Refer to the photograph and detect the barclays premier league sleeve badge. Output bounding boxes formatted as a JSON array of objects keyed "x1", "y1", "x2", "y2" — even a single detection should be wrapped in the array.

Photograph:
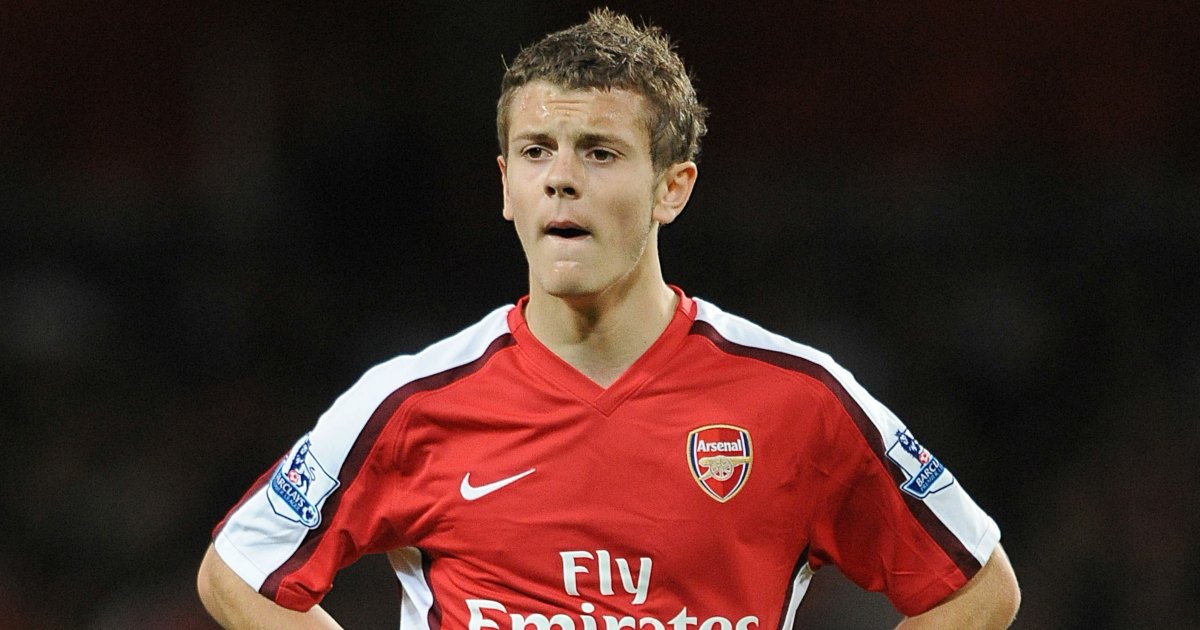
[
  {"x1": 885, "y1": 429, "x2": 954, "y2": 499},
  {"x1": 267, "y1": 435, "x2": 340, "y2": 528}
]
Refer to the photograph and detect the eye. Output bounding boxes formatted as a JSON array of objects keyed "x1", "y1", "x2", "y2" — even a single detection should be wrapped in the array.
[
  {"x1": 589, "y1": 148, "x2": 617, "y2": 162},
  {"x1": 522, "y1": 146, "x2": 549, "y2": 160}
]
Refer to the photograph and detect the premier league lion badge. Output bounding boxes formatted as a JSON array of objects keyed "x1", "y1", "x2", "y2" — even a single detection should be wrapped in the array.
[
  {"x1": 268, "y1": 435, "x2": 340, "y2": 528},
  {"x1": 886, "y1": 429, "x2": 954, "y2": 499},
  {"x1": 688, "y1": 424, "x2": 753, "y2": 503}
]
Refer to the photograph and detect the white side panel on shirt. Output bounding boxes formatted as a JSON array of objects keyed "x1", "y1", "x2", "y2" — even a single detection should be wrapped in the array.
[{"x1": 392, "y1": 546, "x2": 434, "y2": 629}]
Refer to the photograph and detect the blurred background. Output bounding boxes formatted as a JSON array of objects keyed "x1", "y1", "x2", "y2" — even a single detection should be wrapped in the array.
[{"x1": 2, "y1": 1, "x2": 1197, "y2": 628}]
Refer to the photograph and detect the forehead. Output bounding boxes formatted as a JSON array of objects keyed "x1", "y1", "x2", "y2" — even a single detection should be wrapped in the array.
[{"x1": 507, "y1": 81, "x2": 650, "y2": 145}]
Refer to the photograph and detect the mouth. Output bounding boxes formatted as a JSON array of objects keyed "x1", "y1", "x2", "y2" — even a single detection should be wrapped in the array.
[{"x1": 545, "y1": 221, "x2": 591, "y2": 240}]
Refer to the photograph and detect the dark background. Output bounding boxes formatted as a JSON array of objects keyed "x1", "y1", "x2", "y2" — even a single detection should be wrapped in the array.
[{"x1": 2, "y1": 2, "x2": 1197, "y2": 628}]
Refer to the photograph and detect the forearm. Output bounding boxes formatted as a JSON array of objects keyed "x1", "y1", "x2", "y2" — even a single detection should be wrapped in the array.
[
  {"x1": 895, "y1": 545, "x2": 1020, "y2": 630},
  {"x1": 197, "y1": 544, "x2": 343, "y2": 630}
]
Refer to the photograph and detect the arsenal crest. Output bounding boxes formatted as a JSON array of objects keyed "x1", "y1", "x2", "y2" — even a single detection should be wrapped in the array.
[{"x1": 687, "y1": 424, "x2": 753, "y2": 502}]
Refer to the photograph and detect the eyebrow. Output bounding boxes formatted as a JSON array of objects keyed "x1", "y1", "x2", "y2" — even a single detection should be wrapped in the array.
[{"x1": 512, "y1": 131, "x2": 635, "y2": 152}]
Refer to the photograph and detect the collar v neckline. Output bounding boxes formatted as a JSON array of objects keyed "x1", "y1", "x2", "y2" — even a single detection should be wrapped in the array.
[{"x1": 507, "y1": 287, "x2": 696, "y2": 416}]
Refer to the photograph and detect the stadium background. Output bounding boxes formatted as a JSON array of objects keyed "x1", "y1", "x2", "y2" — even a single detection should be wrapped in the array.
[{"x1": 2, "y1": 2, "x2": 1197, "y2": 627}]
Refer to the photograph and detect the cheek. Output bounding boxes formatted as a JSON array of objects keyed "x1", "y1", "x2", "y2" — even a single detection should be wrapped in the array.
[
  {"x1": 509, "y1": 210, "x2": 544, "y2": 254},
  {"x1": 619, "y1": 186, "x2": 659, "y2": 228},
  {"x1": 503, "y1": 182, "x2": 535, "y2": 225},
  {"x1": 509, "y1": 213, "x2": 535, "y2": 245}
]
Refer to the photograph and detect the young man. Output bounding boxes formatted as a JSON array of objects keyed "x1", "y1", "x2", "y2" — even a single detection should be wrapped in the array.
[{"x1": 198, "y1": 9, "x2": 1020, "y2": 629}]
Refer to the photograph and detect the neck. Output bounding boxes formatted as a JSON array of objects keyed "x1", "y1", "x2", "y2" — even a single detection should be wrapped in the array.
[{"x1": 524, "y1": 279, "x2": 679, "y2": 388}]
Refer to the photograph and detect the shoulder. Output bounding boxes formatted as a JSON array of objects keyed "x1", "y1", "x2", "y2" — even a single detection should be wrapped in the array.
[
  {"x1": 690, "y1": 298, "x2": 850, "y2": 388},
  {"x1": 343, "y1": 304, "x2": 516, "y2": 404},
  {"x1": 311, "y1": 305, "x2": 516, "y2": 436},
  {"x1": 689, "y1": 297, "x2": 898, "y2": 433}
]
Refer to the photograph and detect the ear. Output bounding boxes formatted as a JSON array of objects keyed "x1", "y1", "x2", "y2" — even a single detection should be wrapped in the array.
[
  {"x1": 498, "y1": 154, "x2": 514, "y2": 221},
  {"x1": 651, "y1": 161, "x2": 698, "y2": 225}
]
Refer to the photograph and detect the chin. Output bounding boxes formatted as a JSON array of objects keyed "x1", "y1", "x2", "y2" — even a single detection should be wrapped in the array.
[
  {"x1": 543, "y1": 283, "x2": 598, "y2": 299},
  {"x1": 536, "y1": 274, "x2": 603, "y2": 300}
]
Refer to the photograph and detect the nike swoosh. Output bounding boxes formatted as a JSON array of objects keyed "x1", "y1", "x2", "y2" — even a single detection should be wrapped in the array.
[{"x1": 460, "y1": 468, "x2": 536, "y2": 501}]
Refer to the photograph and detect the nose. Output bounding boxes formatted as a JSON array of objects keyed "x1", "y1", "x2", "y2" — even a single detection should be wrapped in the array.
[{"x1": 544, "y1": 153, "x2": 581, "y2": 199}]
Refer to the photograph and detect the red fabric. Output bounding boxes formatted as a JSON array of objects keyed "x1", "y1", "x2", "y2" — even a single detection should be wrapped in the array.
[{"x1": 223, "y1": 288, "x2": 981, "y2": 621}]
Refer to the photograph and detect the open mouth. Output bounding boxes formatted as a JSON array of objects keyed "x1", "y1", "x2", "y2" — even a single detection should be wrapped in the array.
[{"x1": 545, "y1": 223, "x2": 591, "y2": 239}]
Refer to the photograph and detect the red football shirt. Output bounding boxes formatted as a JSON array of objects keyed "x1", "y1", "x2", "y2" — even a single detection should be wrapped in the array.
[{"x1": 213, "y1": 288, "x2": 999, "y2": 628}]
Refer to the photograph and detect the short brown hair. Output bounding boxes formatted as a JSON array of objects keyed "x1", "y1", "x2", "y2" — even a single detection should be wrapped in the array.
[{"x1": 497, "y1": 8, "x2": 708, "y2": 171}]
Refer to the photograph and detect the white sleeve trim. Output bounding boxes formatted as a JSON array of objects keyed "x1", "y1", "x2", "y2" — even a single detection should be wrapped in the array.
[
  {"x1": 694, "y1": 298, "x2": 1000, "y2": 567},
  {"x1": 214, "y1": 525, "x2": 271, "y2": 590},
  {"x1": 213, "y1": 305, "x2": 514, "y2": 596}
]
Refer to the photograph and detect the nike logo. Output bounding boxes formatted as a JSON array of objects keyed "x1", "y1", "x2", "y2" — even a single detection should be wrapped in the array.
[{"x1": 459, "y1": 468, "x2": 536, "y2": 501}]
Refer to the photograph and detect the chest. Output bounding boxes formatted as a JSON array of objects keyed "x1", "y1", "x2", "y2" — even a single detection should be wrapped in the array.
[{"x1": 393, "y1": 365, "x2": 832, "y2": 616}]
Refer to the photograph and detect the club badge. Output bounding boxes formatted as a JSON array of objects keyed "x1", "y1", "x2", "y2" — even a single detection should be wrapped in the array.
[{"x1": 688, "y1": 424, "x2": 753, "y2": 502}]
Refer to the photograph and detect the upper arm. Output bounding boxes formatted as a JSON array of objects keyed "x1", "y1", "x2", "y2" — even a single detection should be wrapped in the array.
[
  {"x1": 897, "y1": 544, "x2": 1021, "y2": 629},
  {"x1": 808, "y1": 391, "x2": 1002, "y2": 614},
  {"x1": 197, "y1": 544, "x2": 343, "y2": 629}
]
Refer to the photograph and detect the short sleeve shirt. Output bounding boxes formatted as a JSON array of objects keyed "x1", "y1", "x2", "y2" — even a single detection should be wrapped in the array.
[{"x1": 212, "y1": 288, "x2": 1000, "y2": 628}]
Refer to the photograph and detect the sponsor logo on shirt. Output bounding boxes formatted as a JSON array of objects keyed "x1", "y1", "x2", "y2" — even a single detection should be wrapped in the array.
[
  {"x1": 267, "y1": 435, "x2": 339, "y2": 528},
  {"x1": 886, "y1": 429, "x2": 954, "y2": 499},
  {"x1": 464, "y1": 549, "x2": 759, "y2": 630},
  {"x1": 687, "y1": 424, "x2": 753, "y2": 502}
]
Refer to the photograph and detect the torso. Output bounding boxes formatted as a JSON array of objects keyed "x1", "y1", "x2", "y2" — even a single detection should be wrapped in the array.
[{"x1": 213, "y1": 290, "x2": 998, "y2": 627}]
